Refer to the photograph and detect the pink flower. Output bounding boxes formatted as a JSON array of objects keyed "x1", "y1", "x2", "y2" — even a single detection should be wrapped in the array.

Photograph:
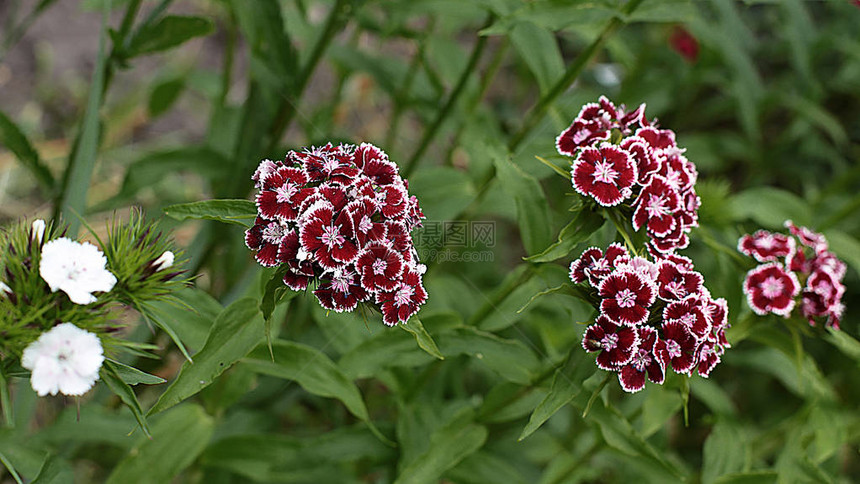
[
  {"x1": 299, "y1": 202, "x2": 359, "y2": 270},
  {"x1": 314, "y1": 268, "x2": 369, "y2": 313},
  {"x1": 356, "y1": 243, "x2": 404, "y2": 292},
  {"x1": 743, "y1": 263, "x2": 800, "y2": 317},
  {"x1": 620, "y1": 136, "x2": 660, "y2": 184},
  {"x1": 785, "y1": 221, "x2": 827, "y2": 253},
  {"x1": 598, "y1": 271, "x2": 656, "y2": 326},
  {"x1": 632, "y1": 175, "x2": 681, "y2": 237},
  {"x1": 657, "y1": 321, "x2": 698, "y2": 375},
  {"x1": 582, "y1": 315, "x2": 640, "y2": 370},
  {"x1": 569, "y1": 243, "x2": 629, "y2": 286},
  {"x1": 655, "y1": 260, "x2": 703, "y2": 301},
  {"x1": 618, "y1": 327, "x2": 666, "y2": 393},
  {"x1": 245, "y1": 217, "x2": 290, "y2": 267},
  {"x1": 663, "y1": 295, "x2": 711, "y2": 340},
  {"x1": 572, "y1": 143, "x2": 638, "y2": 207},
  {"x1": 377, "y1": 271, "x2": 427, "y2": 326},
  {"x1": 737, "y1": 230, "x2": 795, "y2": 262}
]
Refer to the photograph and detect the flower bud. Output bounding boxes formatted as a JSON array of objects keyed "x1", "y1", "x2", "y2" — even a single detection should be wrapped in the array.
[
  {"x1": 31, "y1": 219, "x2": 46, "y2": 245},
  {"x1": 152, "y1": 251, "x2": 175, "y2": 271}
]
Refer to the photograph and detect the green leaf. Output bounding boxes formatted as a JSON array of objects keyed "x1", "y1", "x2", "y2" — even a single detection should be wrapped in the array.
[
  {"x1": 525, "y1": 208, "x2": 605, "y2": 262},
  {"x1": 509, "y1": 21, "x2": 564, "y2": 94},
  {"x1": 339, "y1": 327, "x2": 438, "y2": 379},
  {"x1": 59, "y1": 0, "x2": 109, "y2": 235},
  {"x1": 200, "y1": 426, "x2": 395, "y2": 482},
  {"x1": 519, "y1": 348, "x2": 592, "y2": 441},
  {"x1": 31, "y1": 455, "x2": 73, "y2": 484},
  {"x1": 492, "y1": 149, "x2": 552, "y2": 256},
  {"x1": 0, "y1": 110, "x2": 54, "y2": 191},
  {"x1": 146, "y1": 288, "x2": 223, "y2": 352},
  {"x1": 712, "y1": 471, "x2": 778, "y2": 484},
  {"x1": 824, "y1": 327, "x2": 860, "y2": 366},
  {"x1": 100, "y1": 361, "x2": 151, "y2": 437},
  {"x1": 437, "y1": 327, "x2": 541, "y2": 385},
  {"x1": 730, "y1": 188, "x2": 811, "y2": 229},
  {"x1": 110, "y1": 147, "x2": 231, "y2": 203},
  {"x1": 244, "y1": 340, "x2": 392, "y2": 445},
  {"x1": 409, "y1": 167, "x2": 477, "y2": 222},
  {"x1": 106, "y1": 405, "x2": 214, "y2": 484},
  {"x1": 400, "y1": 317, "x2": 445, "y2": 360},
  {"x1": 127, "y1": 16, "x2": 214, "y2": 57},
  {"x1": 586, "y1": 398, "x2": 686, "y2": 480},
  {"x1": 148, "y1": 77, "x2": 186, "y2": 117},
  {"x1": 104, "y1": 359, "x2": 165, "y2": 386},
  {"x1": 148, "y1": 298, "x2": 264, "y2": 415},
  {"x1": 259, "y1": 266, "x2": 299, "y2": 358},
  {"x1": 702, "y1": 420, "x2": 749, "y2": 484},
  {"x1": 394, "y1": 412, "x2": 488, "y2": 484},
  {"x1": 446, "y1": 451, "x2": 530, "y2": 484},
  {"x1": 163, "y1": 199, "x2": 257, "y2": 227},
  {"x1": 0, "y1": 451, "x2": 24, "y2": 484}
]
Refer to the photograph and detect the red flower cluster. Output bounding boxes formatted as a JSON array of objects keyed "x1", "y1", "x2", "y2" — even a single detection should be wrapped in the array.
[
  {"x1": 739, "y1": 222, "x2": 846, "y2": 329},
  {"x1": 558, "y1": 96, "x2": 700, "y2": 255},
  {"x1": 245, "y1": 143, "x2": 427, "y2": 326},
  {"x1": 572, "y1": 244, "x2": 729, "y2": 393}
]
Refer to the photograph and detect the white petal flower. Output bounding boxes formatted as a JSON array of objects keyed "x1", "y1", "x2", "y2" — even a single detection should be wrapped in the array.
[
  {"x1": 0, "y1": 281, "x2": 11, "y2": 296},
  {"x1": 21, "y1": 323, "x2": 104, "y2": 397},
  {"x1": 153, "y1": 250, "x2": 175, "y2": 271},
  {"x1": 39, "y1": 237, "x2": 117, "y2": 305},
  {"x1": 31, "y1": 219, "x2": 46, "y2": 244}
]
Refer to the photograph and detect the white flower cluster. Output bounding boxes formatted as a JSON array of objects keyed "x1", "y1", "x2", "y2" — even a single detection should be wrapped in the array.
[{"x1": 21, "y1": 323, "x2": 104, "y2": 396}]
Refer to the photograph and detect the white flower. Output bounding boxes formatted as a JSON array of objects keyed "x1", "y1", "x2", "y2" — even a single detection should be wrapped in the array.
[
  {"x1": 39, "y1": 237, "x2": 117, "y2": 305},
  {"x1": 153, "y1": 250, "x2": 175, "y2": 271},
  {"x1": 21, "y1": 323, "x2": 104, "y2": 397},
  {"x1": 31, "y1": 219, "x2": 46, "y2": 244},
  {"x1": 0, "y1": 281, "x2": 11, "y2": 296}
]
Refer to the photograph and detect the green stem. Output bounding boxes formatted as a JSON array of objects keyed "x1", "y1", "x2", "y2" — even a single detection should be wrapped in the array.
[
  {"x1": 604, "y1": 208, "x2": 637, "y2": 256},
  {"x1": 265, "y1": 0, "x2": 350, "y2": 154},
  {"x1": 444, "y1": 38, "x2": 510, "y2": 166},
  {"x1": 403, "y1": 14, "x2": 494, "y2": 177},
  {"x1": 508, "y1": 0, "x2": 645, "y2": 152},
  {"x1": 467, "y1": 265, "x2": 536, "y2": 326},
  {"x1": 431, "y1": 0, "x2": 644, "y2": 256},
  {"x1": 386, "y1": 19, "x2": 433, "y2": 150},
  {"x1": 0, "y1": 367, "x2": 12, "y2": 428},
  {"x1": 219, "y1": 8, "x2": 238, "y2": 105}
]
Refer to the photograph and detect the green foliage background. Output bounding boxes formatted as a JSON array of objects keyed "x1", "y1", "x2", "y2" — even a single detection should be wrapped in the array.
[{"x1": 1, "y1": 0, "x2": 859, "y2": 482}]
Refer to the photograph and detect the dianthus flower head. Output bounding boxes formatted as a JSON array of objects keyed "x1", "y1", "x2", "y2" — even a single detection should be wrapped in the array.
[
  {"x1": 246, "y1": 142, "x2": 426, "y2": 325},
  {"x1": 570, "y1": 242, "x2": 729, "y2": 393},
  {"x1": 743, "y1": 263, "x2": 800, "y2": 317},
  {"x1": 21, "y1": 323, "x2": 104, "y2": 397},
  {"x1": 558, "y1": 96, "x2": 701, "y2": 256},
  {"x1": 39, "y1": 238, "x2": 117, "y2": 305},
  {"x1": 738, "y1": 223, "x2": 846, "y2": 327}
]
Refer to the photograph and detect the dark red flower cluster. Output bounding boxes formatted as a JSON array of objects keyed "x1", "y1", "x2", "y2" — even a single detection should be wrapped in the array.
[
  {"x1": 557, "y1": 96, "x2": 700, "y2": 255},
  {"x1": 571, "y1": 244, "x2": 729, "y2": 393},
  {"x1": 739, "y1": 222, "x2": 846, "y2": 329},
  {"x1": 245, "y1": 143, "x2": 427, "y2": 326}
]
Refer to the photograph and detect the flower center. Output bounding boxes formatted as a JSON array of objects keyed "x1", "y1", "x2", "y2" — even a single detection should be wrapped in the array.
[
  {"x1": 331, "y1": 274, "x2": 351, "y2": 294},
  {"x1": 592, "y1": 159, "x2": 619, "y2": 185},
  {"x1": 600, "y1": 333, "x2": 619, "y2": 351},
  {"x1": 756, "y1": 235, "x2": 775, "y2": 249},
  {"x1": 262, "y1": 223, "x2": 285, "y2": 244},
  {"x1": 372, "y1": 259, "x2": 387, "y2": 275},
  {"x1": 394, "y1": 284, "x2": 414, "y2": 306},
  {"x1": 632, "y1": 348, "x2": 652, "y2": 372},
  {"x1": 320, "y1": 225, "x2": 345, "y2": 248},
  {"x1": 761, "y1": 276, "x2": 784, "y2": 299},
  {"x1": 322, "y1": 156, "x2": 340, "y2": 173},
  {"x1": 665, "y1": 280, "x2": 687, "y2": 298},
  {"x1": 645, "y1": 194, "x2": 671, "y2": 218},
  {"x1": 615, "y1": 288, "x2": 637, "y2": 308},
  {"x1": 275, "y1": 183, "x2": 298, "y2": 203},
  {"x1": 679, "y1": 313, "x2": 696, "y2": 326},
  {"x1": 359, "y1": 215, "x2": 373, "y2": 234},
  {"x1": 665, "y1": 339, "x2": 682, "y2": 358}
]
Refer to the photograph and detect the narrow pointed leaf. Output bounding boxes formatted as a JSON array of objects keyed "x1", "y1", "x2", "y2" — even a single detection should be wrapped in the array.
[
  {"x1": 163, "y1": 199, "x2": 257, "y2": 227},
  {"x1": 400, "y1": 317, "x2": 444, "y2": 360},
  {"x1": 148, "y1": 298, "x2": 264, "y2": 415}
]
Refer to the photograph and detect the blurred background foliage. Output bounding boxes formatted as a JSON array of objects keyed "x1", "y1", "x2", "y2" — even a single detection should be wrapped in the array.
[{"x1": 1, "y1": 0, "x2": 859, "y2": 482}]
